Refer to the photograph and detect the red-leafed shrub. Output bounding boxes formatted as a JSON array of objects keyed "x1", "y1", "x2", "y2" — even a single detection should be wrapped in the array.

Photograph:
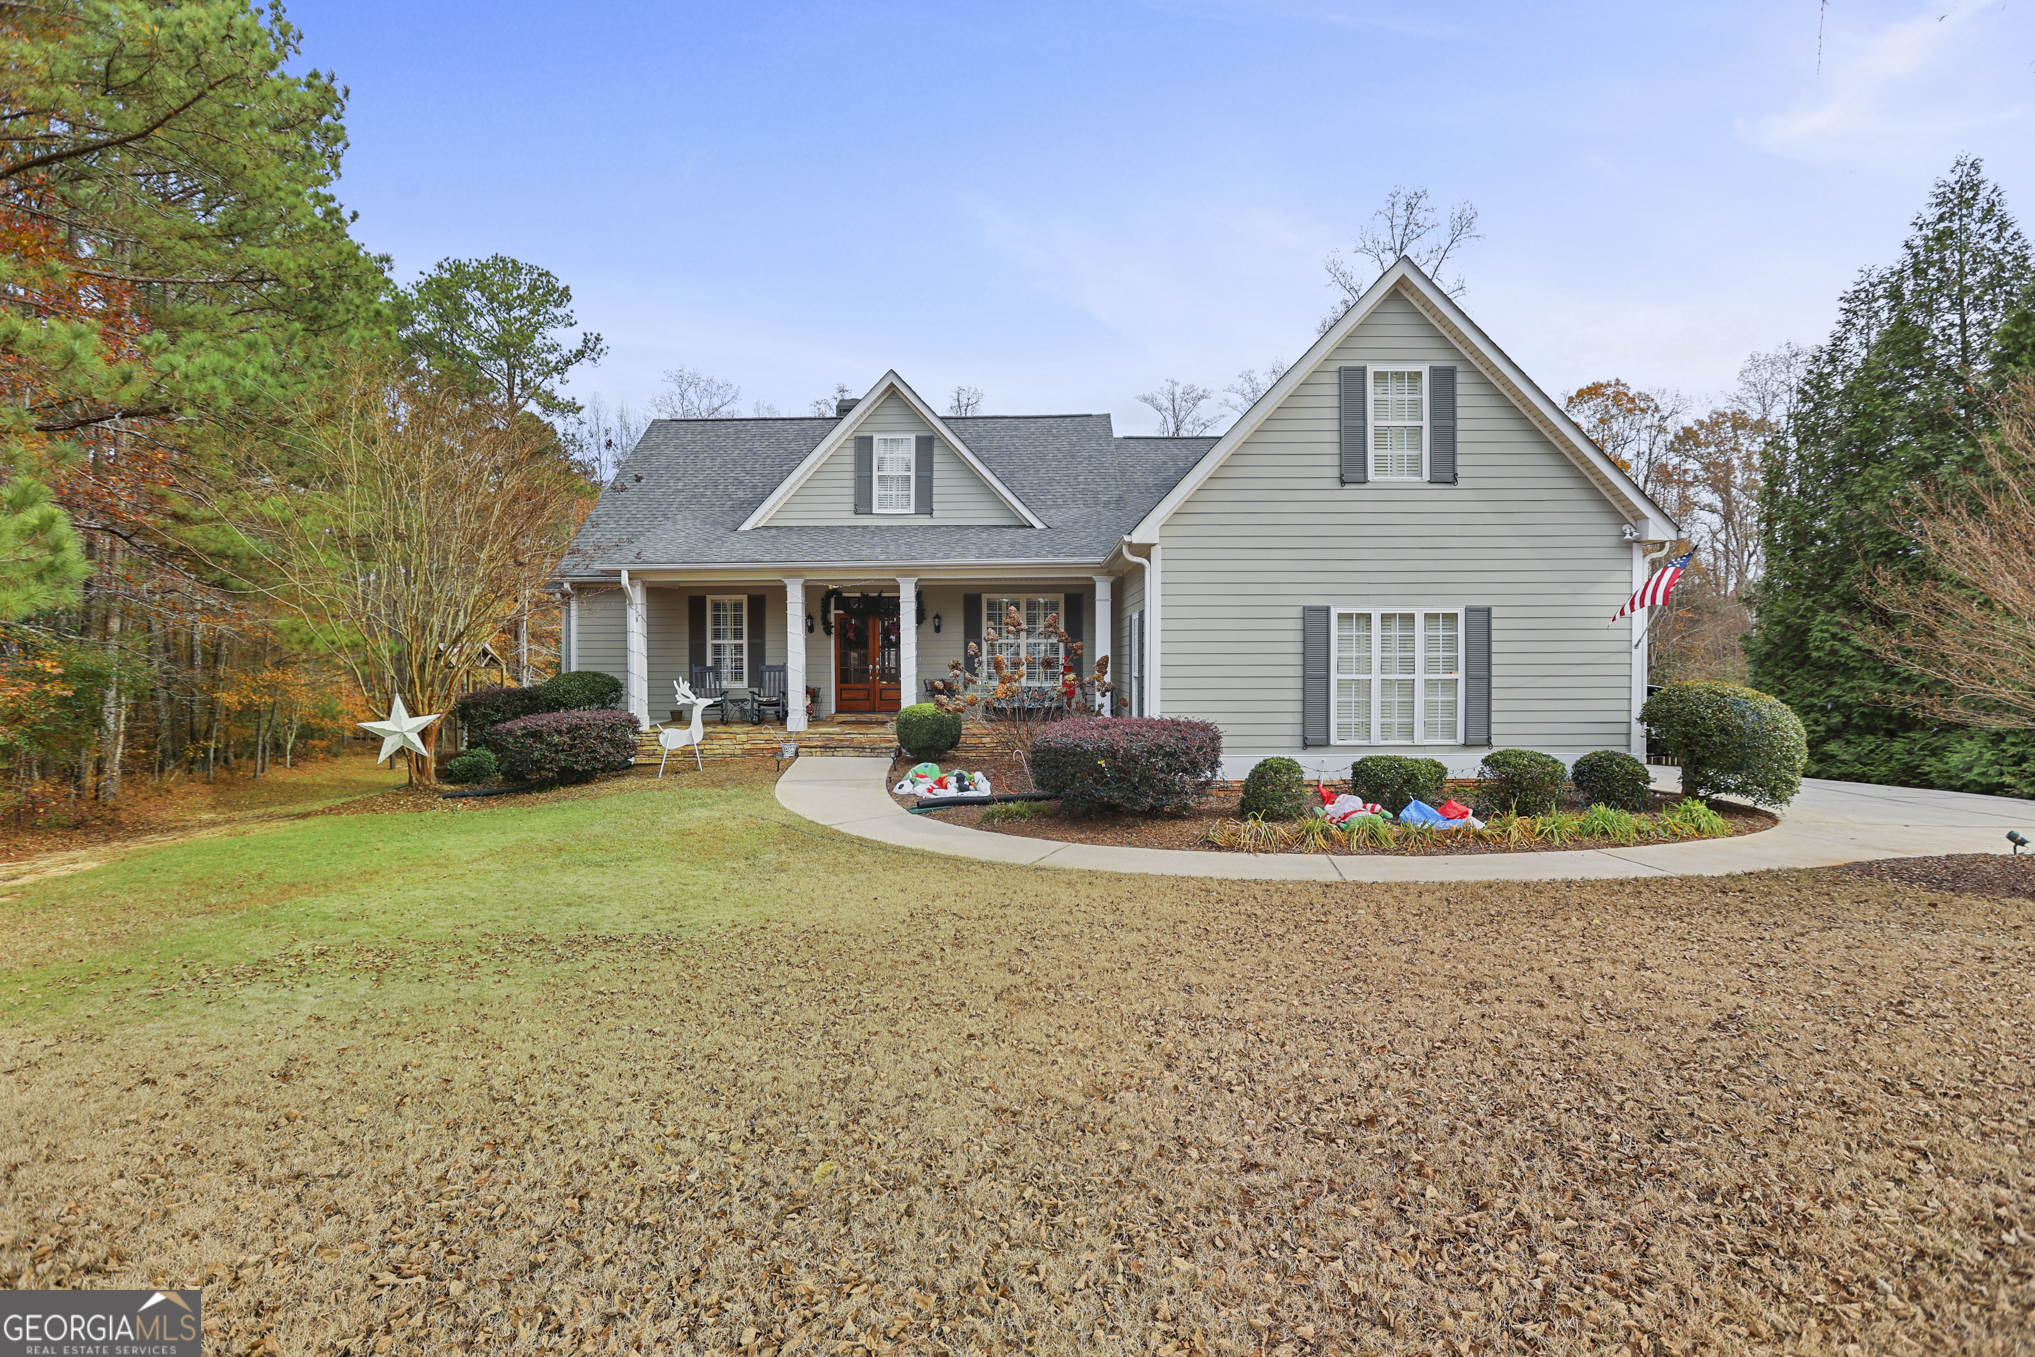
[
  {"x1": 1031, "y1": 717, "x2": 1223, "y2": 814},
  {"x1": 488, "y1": 709, "x2": 640, "y2": 785}
]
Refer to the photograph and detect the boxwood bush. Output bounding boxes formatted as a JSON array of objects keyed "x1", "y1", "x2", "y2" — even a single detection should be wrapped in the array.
[
  {"x1": 1032, "y1": 717, "x2": 1222, "y2": 815},
  {"x1": 541, "y1": 669, "x2": 624, "y2": 710},
  {"x1": 488, "y1": 709, "x2": 641, "y2": 785},
  {"x1": 1477, "y1": 748, "x2": 1568, "y2": 815},
  {"x1": 440, "y1": 748, "x2": 499, "y2": 785},
  {"x1": 1349, "y1": 755, "x2": 1446, "y2": 814},
  {"x1": 1639, "y1": 681, "x2": 1808, "y2": 807},
  {"x1": 896, "y1": 702, "x2": 963, "y2": 762},
  {"x1": 1570, "y1": 749, "x2": 1653, "y2": 812},
  {"x1": 1238, "y1": 756, "x2": 1309, "y2": 821}
]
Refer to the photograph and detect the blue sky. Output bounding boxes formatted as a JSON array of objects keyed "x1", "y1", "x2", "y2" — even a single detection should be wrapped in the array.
[{"x1": 292, "y1": 0, "x2": 2034, "y2": 431}]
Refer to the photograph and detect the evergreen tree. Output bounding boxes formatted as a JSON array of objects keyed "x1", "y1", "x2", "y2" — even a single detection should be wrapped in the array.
[{"x1": 1746, "y1": 156, "x2": 2035, "y2": 791}]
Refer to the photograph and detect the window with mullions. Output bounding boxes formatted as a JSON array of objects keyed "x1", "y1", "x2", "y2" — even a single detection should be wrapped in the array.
[
  {"x1": 1332, "y1": 608, "x2": 1459, "y2": 744},
  {"x1": 1371, "y1": 369, "x2": 1425, "y2": 479},
  {"x1": 708, "y1": 596, "x2": 747, "y2": 685},
  {"x1": 985, "y1": 595, "x2": 1064, "y2": 686},
  {"x1": 874, "y1": 435, "x2": 914, "y2": 512}
]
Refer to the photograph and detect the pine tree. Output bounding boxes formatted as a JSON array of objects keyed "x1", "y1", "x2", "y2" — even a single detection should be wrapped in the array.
[{"x1": 1746, "y1": 156, "x2": 2035, "y2": 790}]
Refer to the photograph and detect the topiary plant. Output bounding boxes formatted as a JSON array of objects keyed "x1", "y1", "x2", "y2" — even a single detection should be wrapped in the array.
[
  {"x1": 895, "y1": 702, "x2": 963, "y2": 762},
  {"x1": 1570, "y1": 749, "x2": 1653, "y2": 812},
  {"x1": 540, "y1": 669, "x2": 624, "y2": 710},
  {"x1": 1640, "y1": 681, "x2": 1808, "y2": 807},
  {"x1": 1349, "y1": 755, "x2": 1447, "y2": 814},
  {"x1": 1238, "y1": 756, "x2": 1309, "y2": 821},
  {"x1": 488, "y1": 709, "x2": 641, "y2": 784},
  {"x1": 1477, "y1": 748, "x2": 1568, "y2": 816},
  {"x1": 440, "y1": 748, "x2": 499, "y2": 784},
  {"x1": 1032, "y1": 717, "x2": 1223, "y2": 815}
]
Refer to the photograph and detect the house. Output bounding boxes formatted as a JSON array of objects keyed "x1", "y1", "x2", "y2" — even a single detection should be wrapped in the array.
[{"x1": 552, "y1": 258, "x2": 1678, "y2": 779}]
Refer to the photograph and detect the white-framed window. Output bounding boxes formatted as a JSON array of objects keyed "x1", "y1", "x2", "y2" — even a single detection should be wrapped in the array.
[
  {"x1": 1371, "y1": 367, "x2": 1426, "y2": 480},
  {"x1": 708, "y1": 595, "x2": 747, "y2": 685},
  {"x1": 985, "y1": 595, "x2": 1064, "y2": 686},
  {"x1": 874, "y1": 435, "x2": 914, "y2": 512},
  {"x1": 1332, "y1": 608, "x2": 1460, "y2": 744}
]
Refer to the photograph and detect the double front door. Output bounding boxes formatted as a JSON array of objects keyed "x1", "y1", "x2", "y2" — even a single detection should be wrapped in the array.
[{"x1": 835, "y1": 611, "x2": 901, "y2": 712}]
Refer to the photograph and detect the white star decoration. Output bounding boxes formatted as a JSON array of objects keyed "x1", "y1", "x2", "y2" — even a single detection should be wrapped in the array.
[{"x1": 359, "y1": 694, "x2": 442, "y2": 765}]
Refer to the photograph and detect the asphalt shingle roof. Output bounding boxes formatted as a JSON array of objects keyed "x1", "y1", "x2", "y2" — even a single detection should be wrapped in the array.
[{"x1": 557, "y1": 413, "x2": 1213, "y2": 574}]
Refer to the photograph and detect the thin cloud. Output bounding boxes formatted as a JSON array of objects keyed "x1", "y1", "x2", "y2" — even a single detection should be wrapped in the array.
[{"x1": 1745, "y1": 2, "x2": 2029, "y2": 163}]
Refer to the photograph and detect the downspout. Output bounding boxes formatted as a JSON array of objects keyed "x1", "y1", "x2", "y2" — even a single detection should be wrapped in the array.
[
  {"x1": 561, "y1": 581, "x2": 577, "y2": 674},
  {"x1": 1120, "y1": 538, "x2": 1159, "y2": 716}
]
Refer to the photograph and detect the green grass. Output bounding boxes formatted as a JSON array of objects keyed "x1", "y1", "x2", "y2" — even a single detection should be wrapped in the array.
[{"x1": 0, "y1": 773, "x2": 820, "y2": 1031}]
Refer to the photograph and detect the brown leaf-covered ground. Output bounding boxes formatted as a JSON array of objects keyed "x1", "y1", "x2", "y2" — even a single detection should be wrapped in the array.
[{"x1": 1, "y1": 768, "x2": 2031, "y2": 1356}]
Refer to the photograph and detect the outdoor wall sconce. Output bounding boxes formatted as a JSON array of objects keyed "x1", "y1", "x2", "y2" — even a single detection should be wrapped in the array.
[
  {"x1": 806, "y1": 614, "x2": 815, "y2": 633},
  {"x1": 932, "y1": 612, "x2": 943, "y2": 633}
]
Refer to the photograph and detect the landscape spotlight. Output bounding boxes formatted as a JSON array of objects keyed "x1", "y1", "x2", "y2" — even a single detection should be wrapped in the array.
[{"x1": 2011, "y1": 830, "x2": 2029, "y2": 854}]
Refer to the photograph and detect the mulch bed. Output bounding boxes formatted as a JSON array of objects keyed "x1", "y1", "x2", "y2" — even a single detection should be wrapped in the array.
[
  {"x1": 1838, "y1": 852, "x2": 2035, "y2": 902},
  {"x1": 892, "y1": 755, "x2": 1777, "y2": 853}
]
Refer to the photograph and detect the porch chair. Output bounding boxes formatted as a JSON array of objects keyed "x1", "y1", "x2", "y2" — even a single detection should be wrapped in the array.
[
  {"x1": 688, "y1": 665, "x2": 731, "y2": 724},
  {"x1": 652, "y1": 680, "x2": 710, "y2": 775},
  {"x1": 748, "y1": 664, "x2": 789, "y2": 724}
]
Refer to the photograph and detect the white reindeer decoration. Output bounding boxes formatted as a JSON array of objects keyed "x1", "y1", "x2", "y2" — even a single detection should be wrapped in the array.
[{"x1": 652, "y1": 679, "x2": 709, "y2": 775}]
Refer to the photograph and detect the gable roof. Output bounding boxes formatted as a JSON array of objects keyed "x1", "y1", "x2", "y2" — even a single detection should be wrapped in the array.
[
  {"x1": 1127, "y1": 257, "x2": 1678, "y2": 543},
  {"x1": 556, "y1": 413, "x2": 1212, "y2": 574},
  {"x1": 738, "y1": 370, "x2": 1045, "y2": 530}
]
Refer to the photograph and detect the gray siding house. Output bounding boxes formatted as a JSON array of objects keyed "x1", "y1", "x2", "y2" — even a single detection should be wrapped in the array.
[{"x1": 554, "y1": 259, "x2": 1677, "y2": 779}]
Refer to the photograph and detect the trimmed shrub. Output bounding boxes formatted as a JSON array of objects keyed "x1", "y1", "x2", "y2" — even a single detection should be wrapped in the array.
[
  {"x1": 440, "y1": 748, "x2": 499, "y2": 785},
  {"x1": 454, "y1": 685, "x2": 550, "y2": 749},
  {"x1": 540, "y1": 669, "x2": 624, "y2": 710},
  {"x1": 1031, "y1": 717, "x2": 1222, "y2": 815},
  {"x1": 1477, "y1": 748, "x2": 1567, "y2": 816},
  {"x1": 1570, "y1": 749, "x2": 1653, "y2": 812},
  {"x1": 1349, "y1": 755, "x2": 1446, "y2": 814},
  {"x1": 488, "y1": 709, "x2": 641, "y2": 785},
  {"x1": 896, "y1": 702, "x2": 963, "y2": 762},
  {"x1": 1640, "y1": 681, "x2": 1808, "y2": 807},
  {"x1": 1238, "y1": 756, "x2": 1309, "y2": 821}
]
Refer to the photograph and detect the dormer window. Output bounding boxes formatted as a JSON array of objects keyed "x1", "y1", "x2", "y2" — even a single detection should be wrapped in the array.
[{"x1": 874, "y1": 435, "x2": 914, "y2": 512}]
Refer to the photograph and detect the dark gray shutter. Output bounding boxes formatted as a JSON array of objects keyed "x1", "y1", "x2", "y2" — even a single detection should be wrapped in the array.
[
  {"x1": 1062, "y1": 593, "x2": 1084, "y2": 676},
  {"x1": 963, "y1": 592, "x2": 981, "y2": 675},
  {"x1": 1429, "y1": 365, "x2": 1457, "y2": 484},
  {"x1": 1464, "y1": 606, "x2": 1492, "y2": 746},
  {"x1": 914, "y1": 434, "x2": 934, "y2": 515},
  {"x1": 688, "y1": 595, "x2": 706, "y2": 673},
  {"x1": 1302, "y1": 605, "x2": 1330, "y2": 746},
  {"x1": 1339, "y1": 366, "x2": 1368, "y2": 484},
  {"x1": 747, "y1": 593, "x2": 767, "y2": 685},
  {"x1": 853, "y1": 435, "x2": 873, "y2": 514}
]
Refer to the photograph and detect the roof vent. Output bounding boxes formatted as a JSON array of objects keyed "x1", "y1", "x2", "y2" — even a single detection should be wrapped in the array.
[{"x1": 835, "y1": 397, "x2": 859, "y2": 416}]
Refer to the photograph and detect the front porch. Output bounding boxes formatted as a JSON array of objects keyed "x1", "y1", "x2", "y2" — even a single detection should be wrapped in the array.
[
  {"x1": 630, "y1": 718, "x2": 1010, "y2": 765},
  {"x1": 567, "y1": 570, "x2": 1121, "y2": 733}
]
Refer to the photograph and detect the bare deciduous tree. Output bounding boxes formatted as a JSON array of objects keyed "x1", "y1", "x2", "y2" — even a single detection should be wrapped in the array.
[
  {"x1": 559, "y1": 393, "x2": 648, "y2": 484},
  {"x1": 750, "y1": 399, "x2": 781, "y2": 417},
  {"x1": 1136, "y1": 378, "x2": 1218, "y2": 437},
  {"x1": 948, "y1": 385, "x2": 984, "y2": 417},
  {"x1": 1221, "y1": 360, "x2": 1288, "y2": 416},
  {"x1": 810, "y1": 383, "x2": 854, "y2": 417},
  {"x1": 211, "y1": 357, "x2": 589, "y2": 783},
  {"x1": 1322, "y1": 186, "x2": 1481, "y2": 328},
  {"x1": 1860, "y1": 374, "x2": 2035, "y2": 728},
  {"x1": 649, "y1": 367, "x2": 742, "y2": 419},
  {"x1": 1563, "y1": 379, "x2": 1689, "y2": 495},
  {"x1": 1731, "y1": 343, "x2": 1812, "y2": 429}
]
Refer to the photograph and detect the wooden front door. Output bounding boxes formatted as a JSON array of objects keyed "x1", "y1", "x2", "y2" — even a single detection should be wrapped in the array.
[{"x1": 834, "y1": 611, "x2": 902, "y2": 712}]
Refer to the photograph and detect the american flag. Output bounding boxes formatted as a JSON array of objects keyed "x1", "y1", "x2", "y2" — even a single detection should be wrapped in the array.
[{"x1": 1613, "y1": 549, "x2": 1693, "y2": 624}]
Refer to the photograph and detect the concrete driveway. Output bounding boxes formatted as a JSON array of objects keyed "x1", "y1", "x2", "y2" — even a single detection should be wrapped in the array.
[{"x1": 773, "y1": 756, "x2": 2035, "y2": 882}]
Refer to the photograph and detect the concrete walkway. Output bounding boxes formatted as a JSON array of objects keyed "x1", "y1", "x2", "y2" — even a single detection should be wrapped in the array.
[{"x1": 773, "y1": 756, "x2": 2035, "y2": 882}]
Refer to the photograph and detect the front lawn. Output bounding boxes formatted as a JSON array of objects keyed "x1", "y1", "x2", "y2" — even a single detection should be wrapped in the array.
[{"x1": 1, "y1": 763, "x2": 2029, "y2": 1355}]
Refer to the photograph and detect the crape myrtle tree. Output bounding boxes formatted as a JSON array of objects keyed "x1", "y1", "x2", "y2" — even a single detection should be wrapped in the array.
[{"x1": 1746, "y1": 155, "x2": 2035, "y2": 793}]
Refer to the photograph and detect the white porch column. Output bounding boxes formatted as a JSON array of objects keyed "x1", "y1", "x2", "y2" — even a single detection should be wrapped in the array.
[
  {"x1": 783, "y1": 577, "x2": 808, "y2": 733},
  {"x1": 1090, "y1": 574, "x2": 1113, "y2": 713},
  {"x1": 621, "y1": 570, "x2": 649, "y2": 728},
  {"x1": 895, "y1": 575, "x2": 919, "y2": 711}
]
